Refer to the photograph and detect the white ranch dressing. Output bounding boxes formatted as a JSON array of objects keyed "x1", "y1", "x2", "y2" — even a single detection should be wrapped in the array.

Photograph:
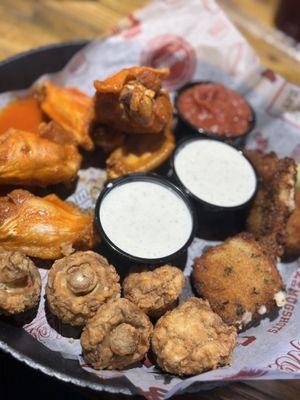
[
  {"x1": 174, "y1": 139, "x2": 256, "y2": 207},
  {"x1": 99, "y1": 181, "x2": 193, "y2": 259}
]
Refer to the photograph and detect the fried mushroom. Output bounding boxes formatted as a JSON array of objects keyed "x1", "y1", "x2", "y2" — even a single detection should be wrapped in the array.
[
  {"x1": 123, "y1": 265, "x2": 185, "y2": 317},
  {"x1": 151, "y1": 297, "x2": 237, "y2": 376},
  {"x1": 0, "y1": 250, "x2": 41, "y2": 314},
  {"x1": 46, "y1": 251, "x2": 120, "y2": 326},
  {"x1": 193, "y1": 233, "x2": 286, "y2": 331},
  {"x1": 81, "y1": 298, "x2": 152, "y2": 370}
]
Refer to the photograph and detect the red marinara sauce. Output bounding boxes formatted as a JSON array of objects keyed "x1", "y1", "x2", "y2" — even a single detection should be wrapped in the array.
[{"x1": 177, "y1": 83, "x2": 253, "y2": 137}]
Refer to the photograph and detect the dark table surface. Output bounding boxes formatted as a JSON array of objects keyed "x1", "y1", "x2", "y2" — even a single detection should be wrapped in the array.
[{"x1": 1, "y1": 349, "x2": 300, "y2": 400}]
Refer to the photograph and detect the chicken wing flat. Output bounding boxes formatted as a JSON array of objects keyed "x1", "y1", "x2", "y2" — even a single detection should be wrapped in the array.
[
  {"x1": 0, "y1": 128, "x2": 82, "y2": 186},
  {"x1": 246, "y1": 150, "x2": 297, "y2": 258},
  {"x1": 94, "y1": 66, "x2": 173, "y2": 134},
  {"x1": 37, "y1": 80, "x2": 94, "y2": 150},
  {"x1": 106, "y1": 123, "x2": 175, "y2": 180},
  {"x1": 0, "y1": 190, "x2": 98, "y2": 259}
]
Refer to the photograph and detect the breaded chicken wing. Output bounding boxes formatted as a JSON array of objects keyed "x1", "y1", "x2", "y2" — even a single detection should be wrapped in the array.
[
  {"x1": 46, "y1": 251, "x2": 120, "y2": 326},
  {"x1": 37, "y1": 80, "x2": 94, "y2": 150},
  {"x1": 123, "y1": 265, "x2": 185, "y2": 317},
  {"x1": 106, "y1": 123, "x2": 175, "y2": 180},
  {"x1": 151, "y1": 298, "x2": 237, "y2": 376},
  {"x1": 0, "y1": 128, "x2": 82, "y2": 186},
  {"x1": 0, "y1": 250, "x2": 41, "y2": 314},
  {"x1": 286, "y1": 189, "x2": 300, "y2": 256},
  {"x1": 193, "y1": 233, "x2": 286, "y2": 331},
  {"x1": 94, "y1": 66, "x2": 173, "y2": 134},
  {"x1": 81, "y1": 298, "x2": 152, "y2": 370},
  {"x1": 0, "y1": 190, "x2": 98, "y2": 259},
  {"x1": 246, "y1": 150, "x2": 296, "y2": 258}
]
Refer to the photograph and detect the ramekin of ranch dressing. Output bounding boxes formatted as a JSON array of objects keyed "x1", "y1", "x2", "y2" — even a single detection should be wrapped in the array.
[
  {"x1": 172, "y1": 138, "x2": 257, "y2": 210},
  {"x1": 95, "y1": 174, "x2": 195, "y2": 263}
]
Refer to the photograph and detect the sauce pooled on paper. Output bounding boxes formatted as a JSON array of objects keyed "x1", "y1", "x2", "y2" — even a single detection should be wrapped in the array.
[{"x1": 0, "y1": 97, "x2": 44, "y2": 135}]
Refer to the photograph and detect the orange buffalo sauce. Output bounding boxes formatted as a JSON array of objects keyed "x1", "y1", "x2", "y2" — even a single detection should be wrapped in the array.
[{"x1": 0, "y1": 97, "x2": 44, "y2": 135}]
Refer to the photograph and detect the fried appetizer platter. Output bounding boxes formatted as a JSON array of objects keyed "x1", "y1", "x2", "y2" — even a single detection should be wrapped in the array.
[
  {"x1": 81, "y1": 298, "x2": 152, "y2": 370},
  {"x1": 246, "y1": 150, "x2": 297, "y2": 258},
  {"x1": 0, "y1": 129, "x2": 81, "y2": 186},
  {"x1": 0, "y1": 190, "x2": 98, "y2": 259},
  {"x1": 37, "y1": 80, "x2": 94, "y2": 150},
  {"x1": 46, "y1": 251, "x2": 120, "y2": 326},
  {"x1": 106, "y1": 123, "x2": 175, "y2": 180},
  {"x1": 94, "y1": 66, "x2": 173, "y2": 135},
  {"x1": 151, "y1": 298, "x2": 237, "y2": 376},
  {"x1": 193, "y1": 233, "x2": 286, "y2": 331},
  {"x1": 286, "y1": 189, "x2": 300, "y2": 256},
  {"x1": 123, "y1": 265, "x2": 185, "y2": 318},
  {"x1": 0, "y1": 250, "x2": 41, "y2": 314}
]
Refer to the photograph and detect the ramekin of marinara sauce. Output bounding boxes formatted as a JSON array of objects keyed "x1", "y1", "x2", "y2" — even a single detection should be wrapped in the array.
[{"x1": 174, "y1": 81, "x2": 255, "y2": 146}]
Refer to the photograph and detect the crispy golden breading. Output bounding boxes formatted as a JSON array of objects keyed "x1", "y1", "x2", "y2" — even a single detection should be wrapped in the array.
[
  {"x1": 151, "y1": 297, "x2": 237, "y2": 376},
  {"x1": 0, "y1": 190, "x2": 98, "y2": 259},
  {"x1": 94, "y1": 66, "x2": 173, "y2": 134},
  {"x1": 37, "y1": 80, "x2": 94, "y2": 150},
  {"x1": 123, "y1": 265, "x2": 185, "y2": 317},
  {"x1": 0, "y1": 128, "x2": 82, "y2": 186},
  {"x1": 286, "y1": 189, "x2": 300, "y2": 256},
  {"x1": 193, "y1": 233, "x2": 286, "y2": 331},
  {"x1": 246, "y1": 150, "x2": 297, "y2": 258},
  {"x1": 106, "y1": 123, "x2": 175, "y2": 180},
  {"x1": 81, "y1": 298, "x2": 152, "y2": 370},
  {"x1": 0, "y1": 250, "x2": 41, "y2": 314},
  {"x1": 46, "y1": 251, "x2": 120, "y2": 326}
]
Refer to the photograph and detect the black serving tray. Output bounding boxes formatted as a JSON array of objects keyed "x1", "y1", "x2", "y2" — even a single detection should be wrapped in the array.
[{"x1": 0, "y1": 40, "x2": 135, "y2": 395}]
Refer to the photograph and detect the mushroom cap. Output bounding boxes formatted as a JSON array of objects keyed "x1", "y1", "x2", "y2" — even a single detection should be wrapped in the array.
[
  {"x1": 46, "y1": 251, "x2": 120, "y2": 326},
  {"x1": 0, "y1": 250, "x2": 41, "y2": 314}
]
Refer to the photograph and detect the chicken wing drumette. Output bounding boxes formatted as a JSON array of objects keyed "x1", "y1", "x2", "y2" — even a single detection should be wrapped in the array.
[
  {"x1": 286, "y1": 189, "x2": 300, "y2": 256},
  {"x1": 151, "y1": 297, "x2": 237, "y2": 376},
  {"x1": 123, "y1": 265, "x2": 185, "y2": 317},
  {"x1": 0, "y1": 250, "x2": 41, "y2": 314},
  {"x1": 81, "y1": 298, "x2": 152, "y2": 370},
  {"x1": 193, "y1": 233, "x2": 286, "y2": 331},
  {"x1": 246, "y1": 150, "x2": 296, "y2": 258},
  {"x1": 46, "y1": 251, "x2": 120, "y2": 326},
  {"x1": 94, "y1": 66, "x2": 173, "y2": 135},
  {"x1": 0, "y1": 190, "x2": 98, "y2": 259}
]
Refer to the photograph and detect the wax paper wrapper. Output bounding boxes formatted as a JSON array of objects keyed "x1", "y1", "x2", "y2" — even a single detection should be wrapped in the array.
[{"x1": 0, "y1": 0, "x2": 300, "y2": 399}]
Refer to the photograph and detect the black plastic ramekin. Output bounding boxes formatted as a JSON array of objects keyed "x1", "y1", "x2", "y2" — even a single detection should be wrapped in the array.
[
  {"x1": 174, "y1": 81, "x2": 256, "y2": 148},
  {"x1": 170, "y1": 137, "x2": 258, "y2": 212},
  {"x1": 95, "y1": 173, "x2": 196, "y2": 265}
]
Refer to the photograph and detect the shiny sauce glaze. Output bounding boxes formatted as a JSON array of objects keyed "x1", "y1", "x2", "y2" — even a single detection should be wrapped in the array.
[
  {"x1": 174, "y1": 139, "x2": 256, "y2": 208},
  {"x1": 177, "y1": 83, "x2": 252, "y2": 136},
  {"x1": 0, "y1": 97, "x2": 44, "y2": 135},
  {"x1": 99, "y1": 181, "x2": 193, "y2": 259}
]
